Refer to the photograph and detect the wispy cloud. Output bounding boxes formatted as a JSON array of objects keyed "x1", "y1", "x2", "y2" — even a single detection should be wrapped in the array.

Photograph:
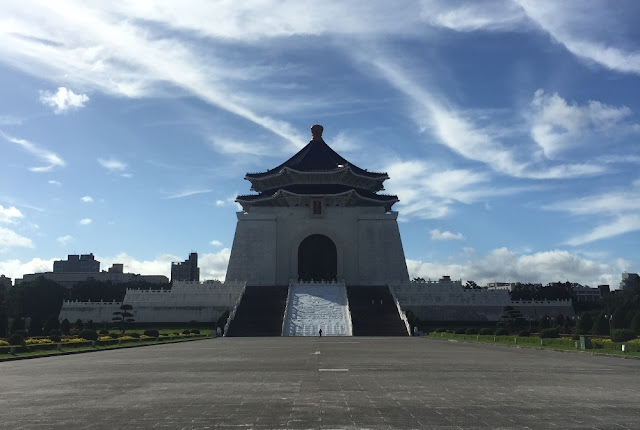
[
  {"x1": 98, "y1": 158, "x2": 132, "y2": 177},
  {"x1": 0, "y1": 205, "x2": 24, "y2": 223},
  {"x1": 0, "y1": 130, "x2": 65, "y2": 172},
  {"x1": 360, "y1": 56, "x2": 605, "y2": 180},
  {"x1": 80, "y1": 195, "x2": 93, "y2": 203},
  {"x1": 48, "y1": 180, "x2": 61, "y2": 186},
  {"x1": 79, "y1": 218, "x2": 92, "y2": 225},
  {"x1": 517, "y1": 1, "x2": 640, "y2": 75},
  {"x1": 165, "y1": 189, "x2": 212, "y2": 199},
  {"x1": 430, "y1": 229, "x2": 464, "y2": 241},
  {"x1": 56, "y1": 234, "x2": 73, "y2": 245},
  {"x1": 39, "y1": 87, "x2": 89, "y2": 114},
  {"x1": 420, "y1": 0, "x2": 526, "y2": 32},
  {"x1": 210, "y1": 240, "x2": 222, "y2": 247},
  {"x1": 544, "y1": 183, "x2": 640, "y2": 245}
]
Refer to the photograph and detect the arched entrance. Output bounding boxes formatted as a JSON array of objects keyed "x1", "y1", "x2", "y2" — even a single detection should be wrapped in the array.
[{"x1": 298, "y1": 234, "x2": 337, "y2": 281}]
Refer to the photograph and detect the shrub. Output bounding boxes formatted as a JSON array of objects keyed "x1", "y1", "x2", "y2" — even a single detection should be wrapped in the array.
[
  {"x1": 144, "y1": 329, "x2": 159, "y2": 338},
  {"x1": 182, "y1": 329, "x2": 191, "y2": 335},
  {"x1": 518, "y1": 330, "x2": 531, "y2": 337},
  {"x1": 49, "y1": 334, "x2": 62, "y2": 342},
  {"x1": 78, "y1": 329, "x2": 98, "y2": 341},
  {"x1": 99, "y1": 329, "x2": 109, "y2": 335},
  {"x1": 9, "y1": 333, "x2": 24, "y2": 346},
  {"x1": 539, "y1": 328, "x2": 559, "y2": 338},
  {"x1": 12, "y1": 329, "x2": 28, "y2": 338},
  {"x1": 494, "y1": 328, "x2": 509, "y2": 336},
  {"x1": 435, "y1": 327, "x2": 447, "y2": 333},
  {"x1": 572, "y1": 333, "x2": 580, "y2": 341},
  {"x1": 49, "y1": 329, "x2": 61, "y2": 336},
  {"x1": 129, "y1": 332, "x2": 140, "y2": 338},
  {"x1": 479, "y1": 328, "x2": 493, "y2": 335},
  {"x1": 109, "y1": 332, "x2": 119, "y2": 339},
  {"x1": 173, "y1": 332, "x2": 180, "y2": 335},
  {"x1": 190, "y1": 329, "x2": 200, "y2": 334},
  {"x1": 610, "y1": 329, "x2": 636, "y2": 343},
  {"x1": 465, "y1": 328, "x2": 479, "y2": 335}
]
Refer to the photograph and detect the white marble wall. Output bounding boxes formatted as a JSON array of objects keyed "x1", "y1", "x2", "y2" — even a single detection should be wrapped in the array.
[
  {"x1": 225, "y1": 205, "x2": 410, "y2": 286},
  {"x1": 58, "y1": 281, "x2": 245, "y2": 324},
  {"x1": 391, "y1": 280, "x2": 574, "y2": 321}
]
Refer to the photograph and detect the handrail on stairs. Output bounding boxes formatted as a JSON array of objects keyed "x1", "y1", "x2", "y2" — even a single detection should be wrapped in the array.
[
  {"x1": 388, "y1": 284, "x2": 412, "y2": 336},
  {"x1": 223, "y1": 281, "x2": 246, "y2": 336}
]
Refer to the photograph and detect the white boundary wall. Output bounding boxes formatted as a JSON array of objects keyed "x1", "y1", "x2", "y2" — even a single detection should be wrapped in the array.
[
  {"x1": 391, "y1": 279, "x2": 574, "y2": 321},
  {"x1": 59, "y1": 281, "x2": 245, "y2": 323}
]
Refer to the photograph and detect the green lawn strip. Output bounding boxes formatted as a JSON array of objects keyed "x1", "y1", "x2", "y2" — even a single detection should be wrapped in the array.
[
  {"x1": 425, "y1": 332, "x2": 640, "y2": 358},
  {"x1": 0, "y1": 335, "x2": 212, "y2": 361}
]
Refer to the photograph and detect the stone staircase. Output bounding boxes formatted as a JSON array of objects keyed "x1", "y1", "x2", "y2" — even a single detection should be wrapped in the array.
[
  {"x1": 282, "y1": 282, "x2": 352, "y2": 336},
  {"x1": 225, "y1": 286, "x2": 288, "y2": 337},
  {"x1": 347, "y1": 285, "x2": 409, "y2": 336}
]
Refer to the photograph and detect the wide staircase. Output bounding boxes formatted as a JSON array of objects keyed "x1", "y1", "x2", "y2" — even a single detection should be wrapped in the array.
[
  {"x1": 346, "y1": 285, "x2": 409, "y2": 336},
  {"x1": 282, "y1": 282, "x2": 352, "y2": 336},
  {"x1": 225, "y1": 286, "x2": 288, "y2": 337}
]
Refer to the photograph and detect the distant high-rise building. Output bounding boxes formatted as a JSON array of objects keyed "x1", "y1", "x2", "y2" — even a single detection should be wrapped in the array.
[
  {"x1": 171, "y1": 252, "x2": 199, "y2": 282},
  {"x1": 53, "y1": 254, "x2": 100, "y2": 273},
  {"x1": 620, "y1": 272, "x2": 640, "y2": 291},
  {"x1": 0, "y1": 274, "x2": 11, "y2": 290}
]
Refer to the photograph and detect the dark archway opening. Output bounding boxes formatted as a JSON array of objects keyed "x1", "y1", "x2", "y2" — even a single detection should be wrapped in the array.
[{"x1": 298, "y1": 234, "x2": 337, "y2": 281}]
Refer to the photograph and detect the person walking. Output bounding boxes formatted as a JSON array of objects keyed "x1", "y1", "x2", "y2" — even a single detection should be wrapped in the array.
[{"x1": 319, "y1": 328, "x2": 323, "y2": 337}]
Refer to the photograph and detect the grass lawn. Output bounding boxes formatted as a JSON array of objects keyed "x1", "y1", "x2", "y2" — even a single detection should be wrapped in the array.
[
  {"x1": 0, "y1": 332, "x2": 213, "y2": 361},
  {"x1": 426, "y1": 332, "x2": 640, "y2": 358}
]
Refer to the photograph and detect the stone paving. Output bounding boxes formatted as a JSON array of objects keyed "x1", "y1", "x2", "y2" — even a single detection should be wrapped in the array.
[{"x1": 1, "y1": 337, "x2": 639, "y2": 429}]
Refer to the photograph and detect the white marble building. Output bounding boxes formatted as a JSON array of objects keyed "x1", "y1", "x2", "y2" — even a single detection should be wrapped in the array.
[{"x1": 226, "y1": 125, "x2": 409, "y2": 286}]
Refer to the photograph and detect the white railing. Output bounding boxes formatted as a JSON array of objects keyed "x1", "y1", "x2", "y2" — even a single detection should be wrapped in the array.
[
  {"x1": 223, "y1": 282, "x2": 246, "y2": 336},
  {"x1": 281, "y1": 283, "x2": 293, "y2": 336},
  {"x1": 388, "y1": 285, "x2": 411, "y2": 336}
]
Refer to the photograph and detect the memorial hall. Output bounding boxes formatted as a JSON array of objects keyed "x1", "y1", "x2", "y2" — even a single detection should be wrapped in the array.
[{"x1": 60, "y1": 125, "x2": 572, "y2": 335}]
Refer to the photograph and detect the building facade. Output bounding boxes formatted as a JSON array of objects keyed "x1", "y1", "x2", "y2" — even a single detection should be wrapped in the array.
[
  {"x1": 171, "y1": 252, "x2": 200, "y2": 282},
  {"x1": 53, "y1": 254, "x2": 100, "y2": 273},
  {"x1": 225, "y1": 125, "x2": 409, "y2": 286}
]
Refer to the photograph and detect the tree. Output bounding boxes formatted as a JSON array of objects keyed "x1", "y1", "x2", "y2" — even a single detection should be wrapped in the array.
[
  {"x1": 412, "y1": 277, "x2": 425, "y2": 282},
  {"x1": 60, "y1": 318, "x2": 70, "y2": 335},
  {"x1": 591, "y1": 312, "x2": 609, "y2": 335},
  {"x1": 74, "y1": 319, "x2": 84, "y2": 331},
  {"x1": 630, "y1": 312, "x2": 640, "y2": 334},
  {"x1": 498, "y1": 306, "x2": 527, "y2": 331},
  {"x1": 464, "y1": 280, "x2": 479, "y2": 289},
  {"x1": 43, "y1": 316, "x2": 60, "y2": 335},
  {"x1": 538, "y1": 315, "x2": 552, "y2": 331},
  {"x1": 554, "y1": 314, "x2": 565, "y2": 328},
  {"x1": 112, "y1": 304, "x2": 135, "y2": 333},
  {"x1": 610, "y1": 308, "x2": 626, "y2": 330},
  {"x1": 576, "y1": 313, "x2": 593, "y2": 334}
]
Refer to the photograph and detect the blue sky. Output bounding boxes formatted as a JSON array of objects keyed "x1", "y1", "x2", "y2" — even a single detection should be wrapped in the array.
[{"x1": 0, "y1": 1, "x2": 638, "y2": 287}]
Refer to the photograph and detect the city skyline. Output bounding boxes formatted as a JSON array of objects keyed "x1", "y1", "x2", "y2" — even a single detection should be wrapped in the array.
[{"x1": 1, "y1": 1, "x2": 639, "y2": 287}]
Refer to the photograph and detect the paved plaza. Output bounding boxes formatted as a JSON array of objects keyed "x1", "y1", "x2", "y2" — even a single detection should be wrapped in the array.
[{"x1": 1, "y1": 337, "x2": 639, "y2": 429}]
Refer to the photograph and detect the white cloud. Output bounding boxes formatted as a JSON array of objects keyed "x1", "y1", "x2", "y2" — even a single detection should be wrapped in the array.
[
  {"x1": 56, "y1": 235, "x2": 73, "y2": 245},
  {"x1": 0, "y1": 257, "x2": 56, "y2": 279},
  {"x1": 209, "y1": 136, "x2": 278, "y2": 157},
  {"x1": 98, "y1": 158, "x2": 127, "y2": 172},
  {"x1": 48, "y1": 180, "x2": 61, "y2": 186},
  {"x1": 80, "y1": 195, "x2": 94, "y2": 203},
  {"x1": 382, "y1": 159, "x2": 527, "y2": 220},
  {"x1": 98, "y1": 249, "x2": 231, "y2": 281},
  {"x1": 0, "y1": 130, "x2": 65, "y2": 172},
  {"x1": 165, "y1": 189, "x2": 212, "y2": 199},
  {"x1": 430, "y1": 229, "x2": 464, "y2": 241},
  {"x1": 210, "y1": 240, "x2": 222, "y2": 247},
  {"x1": 0, "y1": 205, "x2": 24, "y2": 223},
  {"x1": 79, "y1": 218, "x2": 92, "y2": 225},
  {"x1": 407, "y1": 247, "x2": 620, "y2": 287},
  {"x1": 39, "y1": 87, "x2": 89, "y2": 113},
  {"x1": 420, "y1": 0, "x2": 526, "y2": 32},
  {"x1": 0, "y1": 227, "x2": 34, "y2": 251},
  {"x1": 530, "y1": 89, "x2": 632, "y2": 158}
]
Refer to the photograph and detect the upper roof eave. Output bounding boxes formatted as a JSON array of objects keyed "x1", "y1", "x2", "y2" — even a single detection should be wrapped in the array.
[{"x1": 244, "y1": 166, "x2": 389, "y2": 183}]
